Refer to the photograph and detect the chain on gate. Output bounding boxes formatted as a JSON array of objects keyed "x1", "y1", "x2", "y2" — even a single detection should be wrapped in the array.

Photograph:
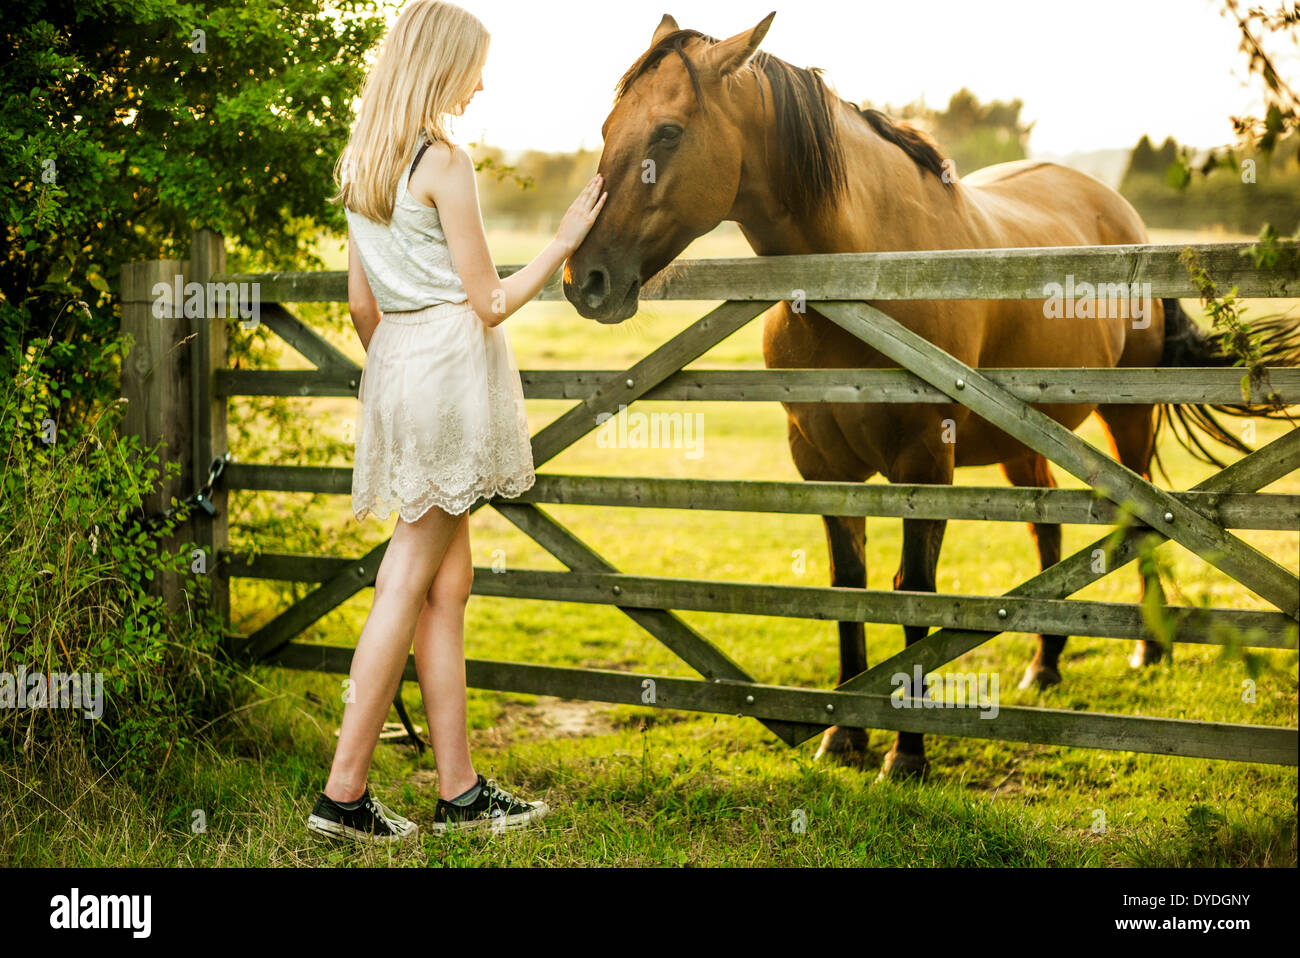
[{"x1": 125, "y1": 453, "x2": 231, "y2": 532}]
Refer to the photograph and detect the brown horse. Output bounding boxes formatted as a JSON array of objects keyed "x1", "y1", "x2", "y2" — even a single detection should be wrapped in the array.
[{"x1": 562, "y1": 12, "x2": 1267, "y2": 778}]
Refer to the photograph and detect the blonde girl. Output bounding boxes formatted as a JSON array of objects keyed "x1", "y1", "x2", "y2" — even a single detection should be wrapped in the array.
[{"x1": 307, "y1": 0, "x2": 606, "y2": 842}]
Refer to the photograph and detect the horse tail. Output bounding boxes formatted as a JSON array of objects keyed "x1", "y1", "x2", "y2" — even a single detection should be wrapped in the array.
[{"x1": 1153, "y1": 297, "x2": 1300, "y2": 478}]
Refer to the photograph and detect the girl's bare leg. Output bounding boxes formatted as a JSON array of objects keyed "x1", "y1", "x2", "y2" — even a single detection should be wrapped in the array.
[
  {"x1": 324, "y1": 504, "x2": 465, "y2": 803},
  {"x1": 412, "y1": 513, "x2": 477, "y2": 800}
]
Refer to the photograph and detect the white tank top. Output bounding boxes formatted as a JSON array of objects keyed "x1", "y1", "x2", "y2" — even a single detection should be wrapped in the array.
[{"x1": 345, "y1": 141, "x2": 470, "y2": 312}]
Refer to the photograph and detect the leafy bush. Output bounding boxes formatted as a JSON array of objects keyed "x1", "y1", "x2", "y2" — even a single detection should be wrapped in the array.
[
  {"x1": 0, "y1": 315, "x2": 235, "y2": 787},
  {"x1": 1, "y1": 0, "x2": 386, "y2": 417}
]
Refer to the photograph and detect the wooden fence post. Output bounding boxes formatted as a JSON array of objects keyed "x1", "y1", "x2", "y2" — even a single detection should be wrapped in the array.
[
  {"x1": 118, "y1": 231, "x2": 230, "y2": 635},
  {"x1": 119, "y1": 254, "x2": 194, "y2": 618},
  {"x1": 189, "y1": 229, "x2": 231, "y2": 636}
]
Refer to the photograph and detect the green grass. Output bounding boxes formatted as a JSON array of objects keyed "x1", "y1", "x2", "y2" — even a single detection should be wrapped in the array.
[{"x1": 6, "y1": 225, "x2": 1296, "y2": 867}]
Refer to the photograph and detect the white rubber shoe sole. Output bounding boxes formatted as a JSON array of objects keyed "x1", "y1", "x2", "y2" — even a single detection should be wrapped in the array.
[
  {"x1": 429, "y1": 801, "x2": 551, "y2": 835},
  {"x1": 307, "y1": 813, "x2": 418, "y2": 846}
]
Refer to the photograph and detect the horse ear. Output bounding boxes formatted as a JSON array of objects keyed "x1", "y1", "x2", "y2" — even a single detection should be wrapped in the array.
[
  {"x1": 704, "y1": 11, "x2": 775, "y2": 77},
  {"x1": 651, "y1": 14, "x2": 679, "y2": 47}
]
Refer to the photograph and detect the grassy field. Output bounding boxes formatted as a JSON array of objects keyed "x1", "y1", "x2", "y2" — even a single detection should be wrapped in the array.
[{"x1": 12, "y1": 225, "x2": 1296, "y2": 867}]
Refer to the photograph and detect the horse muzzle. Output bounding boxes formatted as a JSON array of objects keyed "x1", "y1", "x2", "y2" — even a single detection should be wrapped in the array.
[{"x1": 563, "y1": 261, "x2": 642, "y2": 324}]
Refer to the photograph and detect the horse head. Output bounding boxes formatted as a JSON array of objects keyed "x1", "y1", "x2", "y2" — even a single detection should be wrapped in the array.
[{"x1": 563, "y1": 12, "x2": 775, "y2": 323}]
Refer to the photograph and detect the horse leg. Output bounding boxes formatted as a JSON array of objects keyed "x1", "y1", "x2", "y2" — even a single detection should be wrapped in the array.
[
  {"x1": 877, "y1": 515, "x2": 948, "y2": 781},
  {"x1": 1095, "y1": 404, "x2": 1166, "y2": 668},
  {"x1": 813, "y1": 514, "x2": 871, "y2": 766},
  {"x1": 878, "y1": 446, "x2": 952, "y2": 782},
  {"x1": 784, "y1": 417, "x2": 873, "y2": 765},
  {"x1": 1001, "y1": 454, "x2": 1067, "y2": 689}
]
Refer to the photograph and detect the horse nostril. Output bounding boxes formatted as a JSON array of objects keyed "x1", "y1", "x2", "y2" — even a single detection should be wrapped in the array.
[{"x1": 581, "y1": 267, "x2": 608, "y2": 308}]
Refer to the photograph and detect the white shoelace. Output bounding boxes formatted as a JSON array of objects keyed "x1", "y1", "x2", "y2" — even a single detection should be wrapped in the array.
[
  {"x1": 366, "y1": 795, "x2": 408, "y2": 831},
  {"x1": 483, "y1": 778, "x2": 525, "y2": 808}
]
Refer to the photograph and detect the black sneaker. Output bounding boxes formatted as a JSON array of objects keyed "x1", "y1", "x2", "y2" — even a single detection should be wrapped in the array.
[
  {"x1": 431, "y1": 774, "x2": 550, "y2": 834},
  {"x1": 307, "y1": 787, "x2": 418, "y2": 845}
]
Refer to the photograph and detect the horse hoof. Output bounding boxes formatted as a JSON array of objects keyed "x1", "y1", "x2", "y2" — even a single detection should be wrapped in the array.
[
  {"x1": 814, "y1": 726, "x2": 870, "y2": 768},
  {"x1": 1129, "y1": 640, "x2": 1165, "y2": 669},
  {"x1": 875, "y1": 749, "x2": 929, "y2": 783},
  {"x1": 1018, "y1": 662, "x2": 1062, "y2": 690}
]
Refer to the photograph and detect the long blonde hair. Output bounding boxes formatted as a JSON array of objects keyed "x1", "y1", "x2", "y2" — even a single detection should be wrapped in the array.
[{"x1": 334, "y1": 0, "x2": 489, "y2": 223}]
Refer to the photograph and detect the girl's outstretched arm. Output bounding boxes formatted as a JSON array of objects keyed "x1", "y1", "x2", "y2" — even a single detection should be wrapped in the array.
[{"x1": 419, "y1": 143, "x2": 605, "y2": 328}]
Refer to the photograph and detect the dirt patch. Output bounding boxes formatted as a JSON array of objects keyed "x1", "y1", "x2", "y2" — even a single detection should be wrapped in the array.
[
  {"x1": 482, "y1": 697, "x2": 618, "y2": 746},
  {"x1": 964, "y1": 766, "x2": 1027, "y2": 800}
]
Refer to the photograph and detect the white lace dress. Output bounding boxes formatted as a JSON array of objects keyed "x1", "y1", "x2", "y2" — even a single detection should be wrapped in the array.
[{"x1": 350, "y1": 300, "x2": 536, "y2": 521}]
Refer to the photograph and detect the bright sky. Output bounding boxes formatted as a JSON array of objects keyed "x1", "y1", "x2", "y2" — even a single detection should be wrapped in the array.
[{"x1": 430, "y1": 0, "x2": 1291, "y2": 157}]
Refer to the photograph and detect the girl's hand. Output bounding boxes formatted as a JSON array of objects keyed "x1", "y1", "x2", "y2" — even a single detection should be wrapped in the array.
[{"x1": 556, "y1": 174, "x2": 607, "y2": 255}]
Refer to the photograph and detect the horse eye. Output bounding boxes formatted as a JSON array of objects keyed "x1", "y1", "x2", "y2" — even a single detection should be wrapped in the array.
[{"x1": 654, "y1": 124, "x2": 682, "y2": 145}]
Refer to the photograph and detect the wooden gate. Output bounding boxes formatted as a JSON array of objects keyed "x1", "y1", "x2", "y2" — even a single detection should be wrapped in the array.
[{"x1": 121, "y1": 232, "x2": 1300, "y2": 766}]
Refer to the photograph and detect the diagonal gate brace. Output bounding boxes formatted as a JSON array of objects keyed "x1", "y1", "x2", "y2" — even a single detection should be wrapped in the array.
[{"x1": 816, "y1": 300, "x2": 1299, "y2": 617}]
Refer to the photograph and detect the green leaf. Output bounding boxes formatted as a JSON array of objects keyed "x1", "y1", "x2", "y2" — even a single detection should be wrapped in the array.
[{"x1": 1165, "y1": 157, "x2": 1191, "y2": 190}]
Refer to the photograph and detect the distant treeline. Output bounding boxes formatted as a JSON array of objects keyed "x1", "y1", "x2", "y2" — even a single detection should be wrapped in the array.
[{"x1": 1117, "y1": 133, "x2": 1300, "y2": 235}]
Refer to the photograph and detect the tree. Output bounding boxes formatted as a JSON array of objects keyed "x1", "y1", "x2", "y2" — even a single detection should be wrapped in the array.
[
  {"x1": 1223, "y1": 0, "x2": 1300, "y2": 158},
  {"x1": 1127, "y1": 134, "x2": 1157, "y2": 176},
  {"x1": 1, "y1": 0, "x2": 389, "y2": 419},
  {"x1": 1163, "y1": 1, "x2": 1300, "y2": 189},
  {"x1": 1122, "y1": 135, "x2": 1187, "y2": 192}
]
